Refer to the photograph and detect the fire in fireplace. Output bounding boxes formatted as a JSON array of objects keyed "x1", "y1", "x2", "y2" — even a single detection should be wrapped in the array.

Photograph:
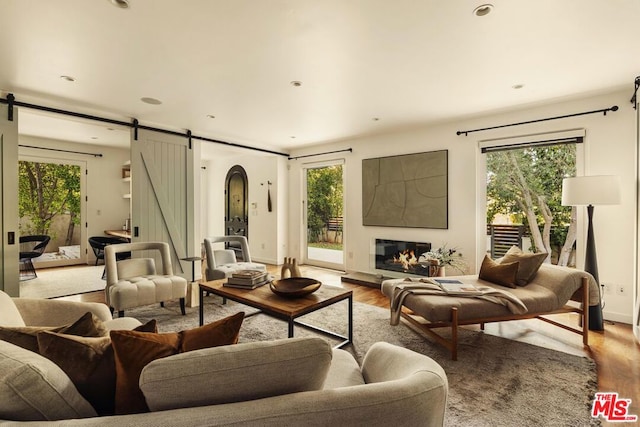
[{"x1": 375, "y1": 239, "x2": 432, "y2": 276}]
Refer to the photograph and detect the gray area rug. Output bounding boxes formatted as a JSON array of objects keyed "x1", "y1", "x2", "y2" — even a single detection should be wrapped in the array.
[
  {"x1": 20, "y1": 265, "x2": 106, "y2": 299},
  {"x1": 127, "y1": 296, "x2": 600, "y2": 427}
]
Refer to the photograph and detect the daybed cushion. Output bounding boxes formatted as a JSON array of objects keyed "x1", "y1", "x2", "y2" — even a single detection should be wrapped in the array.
[
  {"x1": 478, "y1": 255, "x2": 519, "y2": 288},
  {"x1": 381, "y1": 263, "x2": 600, "y2": 323},
  {"x1": 501, "y1": 246, "x2": 547, "y2": 285},
  {"x1": 139, "y1": 337, "x2": 333, "y2": 412},
  {"x1": 0, "y1": 340, "x2": 97, "y2": 421}
]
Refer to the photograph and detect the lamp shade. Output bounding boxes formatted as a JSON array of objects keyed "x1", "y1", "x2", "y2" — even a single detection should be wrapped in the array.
[{"x1": 561, "y1": 175, "x2": 621, "y2": 206}]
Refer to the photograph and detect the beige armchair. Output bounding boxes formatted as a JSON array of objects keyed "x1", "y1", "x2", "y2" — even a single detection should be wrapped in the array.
[
  {"x1": 204, "y1": 236, "x2": 267, "y2": 281},
  {"x1": 105, "y1": 241, "x2": 187, "y2": 318}
]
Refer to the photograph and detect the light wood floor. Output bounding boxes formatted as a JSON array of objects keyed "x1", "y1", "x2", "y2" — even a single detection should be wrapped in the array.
[{"x1": 56, "y1": 264, "x2": 640, "y2": 419}]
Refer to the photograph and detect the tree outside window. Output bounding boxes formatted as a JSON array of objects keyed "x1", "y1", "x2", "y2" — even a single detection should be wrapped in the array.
[
  {"x1": 486, "y1": 144, "x2": 576, "y2": 266},
  {"x1": 18, "y1": 161, "x2": 81, "y2": 250},
  {"x1": 306, "y1": 165, "x2": 343, "y2": 249}
]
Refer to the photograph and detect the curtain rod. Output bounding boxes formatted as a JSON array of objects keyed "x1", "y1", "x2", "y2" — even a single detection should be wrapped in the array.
[
  {"x1": 456, "y1": 105, "x2": 619, "y2": 136},
  {"x1": 19, "y1": 144, "x2": 103, "y2": 157},
  {"x1": 0, "y1": 94, "x2": 290, "y2": 158},
  {"x1": 288, "y1": 148, "x2": 352, "y2": 160}
]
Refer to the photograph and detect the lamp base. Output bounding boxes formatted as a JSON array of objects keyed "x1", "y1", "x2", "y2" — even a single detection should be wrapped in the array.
[{"x1": 588, "y1": 304, "x2": 604, "y2": 331}]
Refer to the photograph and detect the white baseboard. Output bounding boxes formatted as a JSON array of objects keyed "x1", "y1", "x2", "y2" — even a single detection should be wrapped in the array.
[
  {"x1": 253, "y1": 257, "x2": 279, "y2": 265},
  {"x1": 603, "y1": 310, "x2": 633, "y2": 325}
]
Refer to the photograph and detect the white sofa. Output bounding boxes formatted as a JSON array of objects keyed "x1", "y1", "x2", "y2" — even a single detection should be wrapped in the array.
[{"x1": 0, "y1": 291, "x2": 449, "y2": 426}]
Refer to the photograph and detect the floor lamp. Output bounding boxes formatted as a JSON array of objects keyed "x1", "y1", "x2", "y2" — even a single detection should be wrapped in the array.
[{"x1": 561, "y1": 175, "x2": 621, "y2": 331}]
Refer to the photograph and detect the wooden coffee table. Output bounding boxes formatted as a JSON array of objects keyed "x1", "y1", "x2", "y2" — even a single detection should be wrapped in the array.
[{"x1": 199, "y1": 280, "x2": 353, "y2": 348}]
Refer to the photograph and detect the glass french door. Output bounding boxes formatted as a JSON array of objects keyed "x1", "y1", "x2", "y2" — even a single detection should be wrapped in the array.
[
  {"x1": 18, "y1": 157, "x2": 87, "y2": 268},
  {"x1": 303, "y1": 161, "x2": 345, "y2": 270}
]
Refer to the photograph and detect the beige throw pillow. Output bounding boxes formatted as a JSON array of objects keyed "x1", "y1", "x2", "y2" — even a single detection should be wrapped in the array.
[
  {"x1": 479, "y1": 255, "x2": 519, "y2": 288},
  {"x1": 0, "y1": 312, "x2": 108, "y2": 354},
  {"x1": 502, "y1": 246, "x2": 547, "y2": 286},
  {"x1": 0, "y1": 340, "x2": 97, "y2": 421}
]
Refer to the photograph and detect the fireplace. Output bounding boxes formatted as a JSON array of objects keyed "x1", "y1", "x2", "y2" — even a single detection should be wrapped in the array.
[{"x1": 375, "y1": 239, "x2": 432, "y2": 277}]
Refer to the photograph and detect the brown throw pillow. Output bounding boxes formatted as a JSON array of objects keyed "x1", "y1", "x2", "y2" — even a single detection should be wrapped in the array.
[
  {"x1": 478, "y1": 255, "x2": 519, "y2": 288},
  {"x1": 0, "y1": 311, "x2": 108, "y2": 354},
  {"x1": 110, "y1": 312, "x2": 245, "y2": 415},
  {"x1": 501, "y1": 246, "x2": 547, "y2": 286},
  {"x1": 36, "y1": 319, "x2": 157, "y2": 416}
]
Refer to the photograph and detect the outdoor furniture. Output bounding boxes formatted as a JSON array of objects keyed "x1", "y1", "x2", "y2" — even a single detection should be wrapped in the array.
[
  {"x1": 18, "y1": 235, "x2": 50, "y2": 281},
  {"x1": 88, "y1": 236, "x2": 131, "y2": 279},
  {"x1": 204, "y1": 236, "x2": 266, "y2": 281},
  {"x1": 104, "y1": 241, "x2": 187, "y2": 317}
]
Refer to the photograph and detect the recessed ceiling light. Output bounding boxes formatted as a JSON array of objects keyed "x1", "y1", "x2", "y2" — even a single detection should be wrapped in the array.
[
  {"x1": 512, "y1": 84, "x2": 524, "y2": 89},
  {"x1": 473, "y1": 4, "x2": 493, "y2": 17},
  {"x1": 60, "y1": 75, "x2": 76, "y2": 82},
  {"x1": 206, "y1": 114, "x2": 216, "y2": 119},
  {"x1": 290, "y1": 81, "x2": 302, "y2": 87},
  {"x1": 109, "y1": 0, "x2": 130, "y2": 9},
  {"x1": 140, "y1": 97, "x2": 162, "y2": 105}
]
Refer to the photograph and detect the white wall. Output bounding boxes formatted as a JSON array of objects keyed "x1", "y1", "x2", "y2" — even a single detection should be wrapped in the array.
[
  {"x1": 201, "y1": 151, "x2": 287, "y2": 265},
  {"x1": 18, "y1": 135, "x2": 131, "y2": 264},
  {"x1": 288, "y1": 89, "x2": 636, "y2": 324}
]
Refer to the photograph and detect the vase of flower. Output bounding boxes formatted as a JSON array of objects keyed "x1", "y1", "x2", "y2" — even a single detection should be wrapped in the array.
[{"x1": 419, "y1": 243, "x2": 467, "y2": 276}]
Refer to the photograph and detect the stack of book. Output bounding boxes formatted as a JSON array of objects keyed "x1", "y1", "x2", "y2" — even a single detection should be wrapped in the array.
[{"x1": 224, "y1": 270, "x2": 270, "y2": 289}]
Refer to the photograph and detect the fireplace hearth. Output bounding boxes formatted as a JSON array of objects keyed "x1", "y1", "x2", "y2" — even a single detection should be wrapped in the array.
[{"x1": 375, "y1": 239, "x2": 432, "y2": 277}]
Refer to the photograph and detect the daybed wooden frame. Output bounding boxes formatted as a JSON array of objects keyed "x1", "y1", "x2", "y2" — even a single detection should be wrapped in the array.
[{"x1": 398, "y1": 277, "x2": 589, "y2": 361}]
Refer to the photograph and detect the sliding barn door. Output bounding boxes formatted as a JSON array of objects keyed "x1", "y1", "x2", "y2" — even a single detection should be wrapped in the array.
[
  {"x1": 130, "y1": 128, "x2": 196, "y2": 278},
  {"x1": 0, "y1": 104, "x2": 19, "y2": 295}
]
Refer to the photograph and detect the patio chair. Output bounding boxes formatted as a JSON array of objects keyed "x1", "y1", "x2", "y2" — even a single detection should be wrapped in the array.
[
  {"x1": 88, "y1": 236, "x2": 131, "y2": 279},
  {"x1": 19, "y1": 235, "x2": 50, "y2": 281}
]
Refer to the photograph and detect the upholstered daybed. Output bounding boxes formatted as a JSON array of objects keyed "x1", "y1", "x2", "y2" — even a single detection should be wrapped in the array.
[{"x1": 382, "y1": 262, "x2": 600, "y2": 360}]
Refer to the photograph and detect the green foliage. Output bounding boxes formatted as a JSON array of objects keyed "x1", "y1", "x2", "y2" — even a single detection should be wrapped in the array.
[
  {"x1": 486, "y1": 144, "x2": 576, "y2": 254},
  {"x1": 306, "y1": 165, "x2": 343, "y2": 243},
  {"x1": 423, "y1": 243, "x2": 467, "y2": 274},
  {"x1": 19, "y1": 161, "x2": 81, "y2": 237}
]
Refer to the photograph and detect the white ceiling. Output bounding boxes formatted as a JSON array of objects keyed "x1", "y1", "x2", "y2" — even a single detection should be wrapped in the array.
[{"x1": 1, "y1": 0, "x2": 640, "y2": 155}]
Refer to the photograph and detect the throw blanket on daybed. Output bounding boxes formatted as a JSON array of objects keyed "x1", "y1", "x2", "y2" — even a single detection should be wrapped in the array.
[{"x1": 389, "y1": 280, "x2": 528, "y2": 326}]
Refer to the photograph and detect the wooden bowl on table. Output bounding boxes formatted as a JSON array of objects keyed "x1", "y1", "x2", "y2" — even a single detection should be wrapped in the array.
[{"x1": 269, "y1": 277, "x2": 322, "y2": 298}]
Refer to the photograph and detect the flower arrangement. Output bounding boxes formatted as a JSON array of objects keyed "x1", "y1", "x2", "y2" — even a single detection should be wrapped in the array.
[{"x1": 419, "y1": 243, "x2": 467, "y2": 274}]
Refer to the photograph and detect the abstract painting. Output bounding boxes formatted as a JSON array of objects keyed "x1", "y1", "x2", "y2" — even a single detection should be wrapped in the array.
[{"x1": 362, "y1": 150, "x2": 448, "y2": 228}]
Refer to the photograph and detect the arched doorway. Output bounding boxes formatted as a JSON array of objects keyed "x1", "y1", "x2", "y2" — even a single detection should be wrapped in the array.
[{"x1": 225, "y1": 165, "x2": 248, "y2": 259}]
